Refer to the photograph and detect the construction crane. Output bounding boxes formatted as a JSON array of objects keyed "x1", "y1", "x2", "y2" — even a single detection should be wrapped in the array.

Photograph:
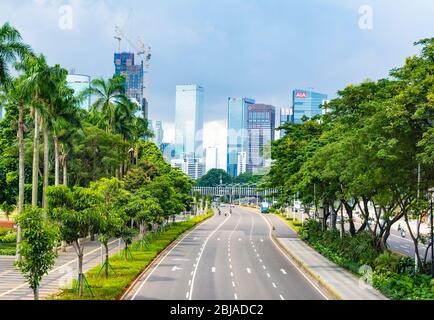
[{"x1": 114, "y1": 26, "x2": 151, "y2": 105}]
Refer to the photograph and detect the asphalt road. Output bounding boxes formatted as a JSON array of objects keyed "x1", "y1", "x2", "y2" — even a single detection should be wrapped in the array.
[{"x1": 131, "y1": 207, "x2": 325, "y2": 300}]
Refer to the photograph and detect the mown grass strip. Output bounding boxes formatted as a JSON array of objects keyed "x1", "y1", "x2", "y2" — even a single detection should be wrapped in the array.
[
  {"x1": 274, "y1": 213, "x2": 304, "y2": 234},
  {"x1": 50, "y1": 213, "x2": 213, "y2": 300}
]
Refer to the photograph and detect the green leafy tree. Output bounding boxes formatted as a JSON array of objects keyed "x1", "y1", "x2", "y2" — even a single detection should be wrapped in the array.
[
  {"x1": 196, "y1": 169, "x2": 232, "y2": 187},
  {"x1": 15, "y1": 206, "x2": 58, "y2": 300}
]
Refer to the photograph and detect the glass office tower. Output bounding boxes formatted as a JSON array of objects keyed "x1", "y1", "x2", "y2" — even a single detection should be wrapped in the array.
[
  {"x1": 246, "y1": 104, "x2": 276, "y2": 174},
  {"x1": 175, "y1": 85, "x2": 205, "y2": 158},
  {"x1": 227, "y1": 97, "x2": 256, "y2": 177},
  {"x1": 291, "y1": 89, "x2": 328, "y2": 124},
  {"x1": 67, "y1": 74, "x2": 91, "y2": 110}
]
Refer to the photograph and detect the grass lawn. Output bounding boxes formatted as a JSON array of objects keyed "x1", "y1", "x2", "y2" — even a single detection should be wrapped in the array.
[
  {"x1": 50, "y1": 213, "x2": 213, "y2": 300},
  {"x1": 274, "y1": 213, "x2": 304, "y2": 234}
]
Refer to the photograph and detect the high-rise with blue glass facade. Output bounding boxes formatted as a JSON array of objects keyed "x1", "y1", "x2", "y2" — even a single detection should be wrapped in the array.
[
  {"x1": 175, "y1": 85, "x2": 205, "y2": 159},
  {"x1": 291, "y1": 89, "x2": 328, "y2": 124},
  {"x1": 227, "y1": 97, "x2": 255, "y2": 177},
  {"x1": 114, "y1": 52, "x2": 147, "y2": 118}
]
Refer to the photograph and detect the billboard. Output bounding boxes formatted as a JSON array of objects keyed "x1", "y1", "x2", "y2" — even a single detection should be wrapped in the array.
[{"x1": 295, "y1": 91, "x2": 308, "y2": 99}]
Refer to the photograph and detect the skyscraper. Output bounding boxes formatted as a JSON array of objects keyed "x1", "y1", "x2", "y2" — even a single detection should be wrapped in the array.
[
  {"x1": 227, "y1": 97, "x2": 255, "y2": 177},
  {"x1": 153, "y1": 120, "x2": 164, "y2": 148},
  {"x1": 291, "y1": 89, "x2": 328, "y2": 124},
  {"x1": 114, "y1": 52, "x2": 147, "y2": 118},
  {"x1": 67, "y1": 73, "x2": 91, "y2": 110},
  {"x1": 279, "y1": 107, "x2": 292, "y2": 137},
  {"x1": 175, "y1": 85, "x2": 204, "y2": 158},
  {"x1": 246, "y1": 104, "x2": 276, "y2": 174}
]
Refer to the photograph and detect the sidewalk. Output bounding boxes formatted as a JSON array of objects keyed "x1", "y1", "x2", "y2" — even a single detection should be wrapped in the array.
[
  {"x1": 266, "y1": 214, "x2": 387, "y2": 300},
  {"x1": 0, "y1": 238, "x2": 122, "y2": 300}
]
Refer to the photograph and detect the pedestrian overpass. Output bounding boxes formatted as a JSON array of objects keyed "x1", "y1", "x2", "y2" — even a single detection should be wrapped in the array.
[{"x1": 192, "y1": 185, "x2": 280, "y2": 204}]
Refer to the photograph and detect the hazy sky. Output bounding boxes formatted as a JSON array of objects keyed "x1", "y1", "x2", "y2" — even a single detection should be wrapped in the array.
[{"x1": 2, "y1": 0, "x2": 434, "y2": 168}]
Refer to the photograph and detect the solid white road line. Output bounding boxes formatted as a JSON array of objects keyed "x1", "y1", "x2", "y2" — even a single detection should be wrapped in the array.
[
  {"x1": 189, "y1": 215, "x2": 231, "y2": 300},
  {"x1": 131, "y1": 215, "x2": 218, "y2": 300},
  {"x1": 255, "y1": 210, "x2": 329, "y2": 300}
]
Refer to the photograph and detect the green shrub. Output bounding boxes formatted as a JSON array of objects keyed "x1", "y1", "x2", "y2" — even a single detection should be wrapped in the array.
[
  {"x1": 0, "y1": 227, "x2": 13, "y2": 236},
  {"x1": 373, "y1": 272, "x2": 434, "y2": 300},
  {"x1": 0, "y1": 230, "x2": 17, "y2": 243},
  {"x1": 374, "y1": 252, "x2": 402, "y2": 274}
]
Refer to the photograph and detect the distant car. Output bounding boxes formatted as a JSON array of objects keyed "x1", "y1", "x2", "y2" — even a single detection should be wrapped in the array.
[{"x1": 260, "y1": 202, "x2": 270, "y2": 214}]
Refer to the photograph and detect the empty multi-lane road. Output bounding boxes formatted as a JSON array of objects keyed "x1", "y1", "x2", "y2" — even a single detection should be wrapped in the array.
[{"x1": 129, "y1": 206, "x2": 326, "y2": 300}]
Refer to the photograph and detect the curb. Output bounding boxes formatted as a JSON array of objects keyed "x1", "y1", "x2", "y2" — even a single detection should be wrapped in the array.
[
  {"x1": 271, "y1": 234, "x2": 343, "y2": 301},
  {"x1": 120, "y1": 214, "x2": 214, "y2": 300}
]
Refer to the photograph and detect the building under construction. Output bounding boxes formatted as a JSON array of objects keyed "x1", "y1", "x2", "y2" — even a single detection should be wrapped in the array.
[
  {"x1": 114, "y1": 52, "x2": 148, "y2": 119},
  {"x1": 113, "y1": 25, "x2": 151, "y2": 120}
]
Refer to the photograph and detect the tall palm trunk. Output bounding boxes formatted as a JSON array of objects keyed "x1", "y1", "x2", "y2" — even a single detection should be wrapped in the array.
[
  {"x1": 31, "y1": 110, "x2": 40, "y2": 208},
  {"x1": 42, "y1": 126, "x2": 49, "y2": 209},
  {"x1": 54, "y1": 135, "x2": 60, "y2": 186},
  {"x1": 63, "y1": 155, "x2": 68, "y2": 187},
  {"x1": 16, "y1": 104, "x2": 25, "y2": 262}
]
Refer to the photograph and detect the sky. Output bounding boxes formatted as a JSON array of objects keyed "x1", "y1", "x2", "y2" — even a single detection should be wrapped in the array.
[{"x1": 1, "y1": 0, "x2": 434, "y2": 169}]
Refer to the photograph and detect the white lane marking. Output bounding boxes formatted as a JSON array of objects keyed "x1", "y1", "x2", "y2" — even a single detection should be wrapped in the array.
[
  {"x1": 238, "y1": 238, "x2": 242, "y2": 241},
  {"x1": 272, "y1": 283, "x2": 277, "y2": 288},
  {"x1": 172, "y1": 258, "x2": 190, "y2": 261},
  {"x1": 1, "y1": 238, "x2": 119, "y2": 298},
  {"x1": 189, "y1": 215, "x2": 231, "y2": 300},
  {"x1": 131, "y1": 214, "x2": 219, "y2": 300},
  {"x1": 256, "y1": 211, "x2": 329, "y2": 300},
  {"x1": 246, "y1": 268, "x2": 252, "y2": 274},
  {"x1": 259, "y1": 259, "x2": 263, "y2": 263},
  {"x1": 281, "y1": 269, "x2": 287, "y2": 275},
  {"x1": 280, "y1": 294, "x2": 285, "y2": 300},
  {"x1": 193, "y1": 237, "x2": 199, "y2": 241},
  {"x1": 257, "y1": 254, "x2": 260, "y2": 257},
  {"x1": 188, "y1": 280, "x2": 192, "y2": 286},
  {"x1": 186, "y1": 292, "x2": 190, "y2": 299},
  {"x1": 191, "y1": 271, "x2": 194, "y2": 276},
  {"x1": 212, "y1": 267, "x2": 216, "y2": 273},
  {"x1": 232, "y1": 281, "x2": 236, "y2": 287},
  {"x1": 172, "y1": 266, "x2": 183, "y2": 272},
  {"x1": 231, "y1": 272, "x2": 234, "y2": 277},
  {"x1": 261, "y1": 239, "x2": 264, "y2": 242},
  {"x1": 263, "y1": 265, "x2": 266, "y2": 270},
  {"x1": 229, "y1": 258, "x2": 232, "y2": 262},
  {"x1": 267, "y1": 273, "x2": 271, "y2": 278},
  {"x1": 234, "y1": 293, "x2": 238, "y2": 300},
  {"x1": 230, "y1": 264, "x2": 233, "y2": 269},
  {"x1": 217, "y1": 238, "x2": 220, "y2": 241}
]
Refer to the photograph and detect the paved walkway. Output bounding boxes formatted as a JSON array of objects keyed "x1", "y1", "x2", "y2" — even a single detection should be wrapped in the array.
[
  {"x1": 266, "y1": 214, "x2": 387, "y2": 300},
  {"x1": 0, "y1": 238, "x2": 122, "y2": 300}
]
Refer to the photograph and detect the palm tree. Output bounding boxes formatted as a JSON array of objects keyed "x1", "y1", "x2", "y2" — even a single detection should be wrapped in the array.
[
  {"x1": 49, "y1": 85, "x2": 81, "y2": 186},
  {"x1": 85, "y1": 76, "x2": 126, "y2": 133},
  {"x1": 0, "y1": 22, "x2": 32, "y2": 87},
  {"x1": 17, "y1": 54, "x2": 52, "y2": 207}
]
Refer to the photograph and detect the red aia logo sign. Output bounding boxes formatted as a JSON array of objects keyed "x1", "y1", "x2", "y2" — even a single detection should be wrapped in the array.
[{"x1": 295, "y1": 91, "x2": 308, "y2": 99}]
